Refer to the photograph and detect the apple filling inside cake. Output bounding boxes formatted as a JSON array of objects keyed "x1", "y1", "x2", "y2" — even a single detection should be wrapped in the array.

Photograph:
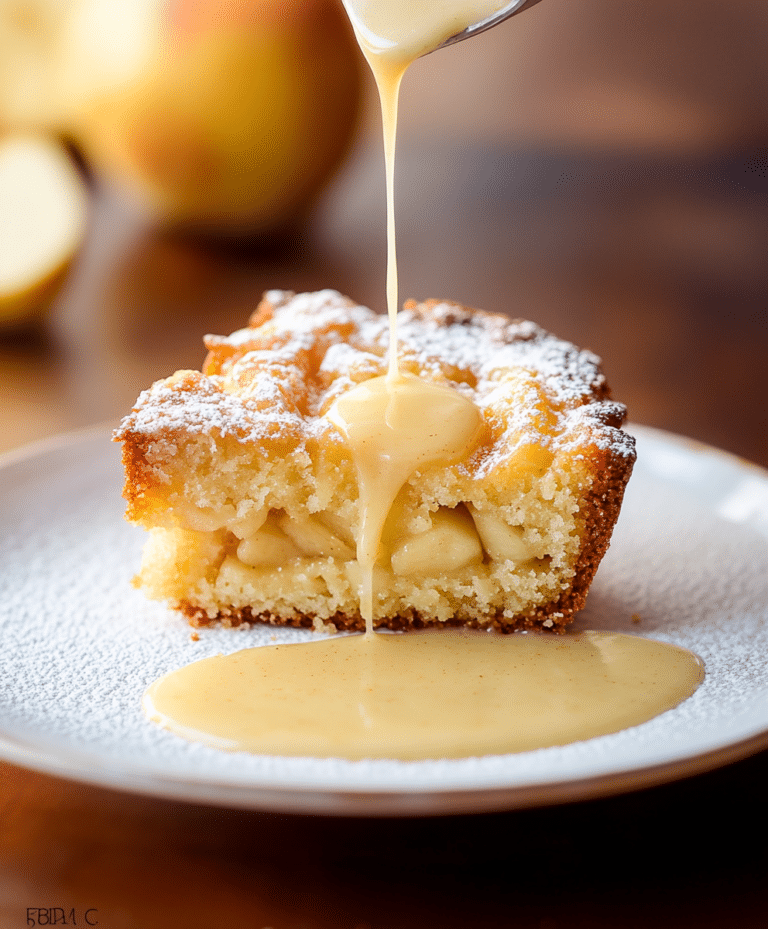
[{"x1": 115, "y1": 289, "x2": 636, "y2": 632}]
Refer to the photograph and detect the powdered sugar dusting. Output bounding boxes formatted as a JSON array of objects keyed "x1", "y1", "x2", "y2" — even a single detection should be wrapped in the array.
[
  {"x1": 114, "y1": 372, "x2": 310, "y2": 446},
  {"x1": 115, "y1": 290, "x2": 635, "y2": 465}
]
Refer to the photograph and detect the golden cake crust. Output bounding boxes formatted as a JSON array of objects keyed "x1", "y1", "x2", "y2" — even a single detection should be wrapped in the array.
[{"x1": 115, "y1": 290, "x2": 636, "y2": 632}]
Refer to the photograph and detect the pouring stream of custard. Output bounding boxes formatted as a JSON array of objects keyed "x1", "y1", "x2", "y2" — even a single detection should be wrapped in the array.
[
  {"x1": 330, "y1": 1, "x2": 505, "y2": 631},
  {"x1": 344, "y1": 0, "x2": 513, "y2": 377}
]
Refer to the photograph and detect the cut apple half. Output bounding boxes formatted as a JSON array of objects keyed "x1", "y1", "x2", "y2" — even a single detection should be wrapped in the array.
[{"x1": 0, "y1": 133, "x2": 88, "y2": 326}]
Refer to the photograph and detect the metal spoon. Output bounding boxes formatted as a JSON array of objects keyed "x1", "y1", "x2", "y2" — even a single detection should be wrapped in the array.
[{"x1": 437, "y1": 0, "x2": 545, "y2": 51}]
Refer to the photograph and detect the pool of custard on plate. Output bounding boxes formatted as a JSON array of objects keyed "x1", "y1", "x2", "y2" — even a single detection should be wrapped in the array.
[{"x1": 143, "y1": 629, "x2": 704, "y2": 760}]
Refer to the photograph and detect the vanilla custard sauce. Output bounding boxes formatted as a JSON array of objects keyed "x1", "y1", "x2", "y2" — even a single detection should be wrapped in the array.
[
  {"x1": 144, "y1": 630, "x2": 703, "y2": 759},
  {"x1": 327, "y1": 375, "x2": 483, "y2": 631},
  {"x1": 143, "y1": 1, "x2": 705, "y2": 762},
  {"x1": 328, "y1": 0, "x2": 500, "y2": 628}
]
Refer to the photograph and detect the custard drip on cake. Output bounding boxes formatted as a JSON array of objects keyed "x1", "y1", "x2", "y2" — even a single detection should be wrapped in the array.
[{"x1": 114, "y1": 290, "x2": 636, "y2": 632}]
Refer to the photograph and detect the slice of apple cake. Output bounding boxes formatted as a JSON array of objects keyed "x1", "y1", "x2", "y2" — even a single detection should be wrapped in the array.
[{"x1": 114, "y1": 289, "x2": 635, "y2": 632}]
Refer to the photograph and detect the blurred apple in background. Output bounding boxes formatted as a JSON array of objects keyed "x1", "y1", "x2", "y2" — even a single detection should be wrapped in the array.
[
  {"x1": 56, "y1": 0, "x2": 362, "y2": 237},
  {"x1": 0, "y1": 0, "x2": 361, "y2": 326},
  {"x1": 0, "y1": 132, "x2": 88, "y2": 328}
]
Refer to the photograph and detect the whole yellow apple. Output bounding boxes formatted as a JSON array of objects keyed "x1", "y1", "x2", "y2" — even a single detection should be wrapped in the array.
[{"x1": 59, "y1": 0, "x2": 362, "y2": 236}]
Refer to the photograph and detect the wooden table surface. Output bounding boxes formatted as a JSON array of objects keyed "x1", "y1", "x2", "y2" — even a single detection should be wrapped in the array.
[{"x1": 1, "y1": 14, "x2": 768, "y2": 920}]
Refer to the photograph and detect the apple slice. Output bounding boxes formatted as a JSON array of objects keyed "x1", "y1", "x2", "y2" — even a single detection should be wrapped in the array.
[{"x1": 0, "y1": 133, "x2": 88, "y2": 327}]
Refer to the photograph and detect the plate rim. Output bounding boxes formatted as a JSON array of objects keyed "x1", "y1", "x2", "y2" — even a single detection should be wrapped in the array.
[
  {"x1": 2, "y1": 713, "x2": 768, "y2": 817},
  {"x1": 1, "y1": 421, "x2": 767, "y2": 816}
]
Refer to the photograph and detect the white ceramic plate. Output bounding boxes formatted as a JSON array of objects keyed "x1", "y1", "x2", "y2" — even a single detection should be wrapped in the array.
[{"x1": 1, "y1": 424, "x2": 767, "y2": 816}]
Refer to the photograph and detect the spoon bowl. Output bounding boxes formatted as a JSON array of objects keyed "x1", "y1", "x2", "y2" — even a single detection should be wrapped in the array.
[
  {"x1": 341, "y1": 0, "x2": 546, "y2": 63},
  {"x1": 437, "y1": 0, "x2": 545, "y2": 52}
]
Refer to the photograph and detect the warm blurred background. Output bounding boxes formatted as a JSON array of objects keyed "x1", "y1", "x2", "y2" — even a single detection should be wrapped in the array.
[
  {"x1": 0, "y1": 0, "x2": 766, "y2": 463},
  {"x1": 1, "y1": 2, "x2": 768, "y2": 927}
]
